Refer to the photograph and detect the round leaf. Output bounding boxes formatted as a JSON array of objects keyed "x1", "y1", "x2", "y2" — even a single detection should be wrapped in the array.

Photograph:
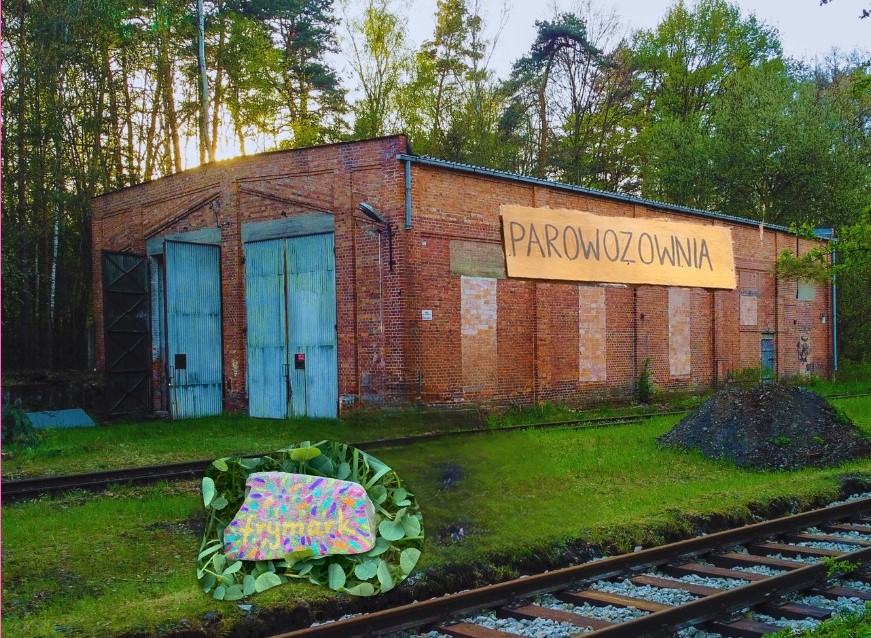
[
  {"x1": 211, "y1": 496, "x2": 229, "y2": 511},
  {"x1": 200, "y1": 573, "x2": 217, "y2": 593},
  {"x1": 239, "y1": 457, "x2": 262, "y2": 470},
  {"x1": 212, "y1": 553, "x2": 227, "y2": 574},
  {"x1": 213, "y1": 584, "x2": 226, "y2": 600},
  {"x1": 342, "y1": 582, "x2": 375, "y2": 597},
  {"x1": 391, "y1": 487, "x2": 407, "y2": 503},
  {"x1": 242, "y1": 575, "x2": 256, "y2": 596},
  {"x1": 400, "y1": 548, "x2": 421, "y2": 574},
  {"x1": 336, "y1": 461, "x2": 351, "y2": 480},
  {"x1": 289, "y1": 446, "x2": 321, "y2": 461},
  {"x1": 223, "y1": 584, "x2": 245, "y2": 601},
  {"x1": 254, "y1": 571, "x2": 282, "y2": 593},
  {"x1": 327, "y1": 563, "x2": 346, "y2": 590},
  {"x1": 378, "y1": 518, "x2": 406, "y2": 541},
  {"x1": 212, "y1": 458, "x2": 228, "y2": 472},
  {"x1": 353, "y1": 560, "x2": 378, "y2": 580},
  {"x1": 366, "y1": 537, "x2": 390, "y2": 557},
  {"x1": 376, "y1": 559, "x2": 394, "y2": 592},
  {"x1": 402, "y1": 514, "x2": 421, "y2": 538},
  {"x1": 223, "y1": 560, "x2": 243, "y2": 576},
  {"x1": 202, "y1": 477, "x2": 216, "y2": 508}
]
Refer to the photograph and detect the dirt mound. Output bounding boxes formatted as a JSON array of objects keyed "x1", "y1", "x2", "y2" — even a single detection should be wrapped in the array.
[{"x1": 658, "y1": 383, "x2": 871, "y2": 470}]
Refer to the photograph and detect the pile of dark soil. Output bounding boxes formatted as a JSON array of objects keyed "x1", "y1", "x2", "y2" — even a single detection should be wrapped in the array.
[{"x1": 658, "y1": 383, "x2": 871, "y2": 470}]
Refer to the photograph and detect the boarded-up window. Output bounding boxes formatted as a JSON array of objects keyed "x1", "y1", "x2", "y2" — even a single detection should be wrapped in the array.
[
  {"x1": 797, "y1": 279, "x2": 816, "y2": 301},
  {"x1": 740, "y1": 293, "x2": 758, "y2": 326},
  {"x1": 669, "y1": 288, "x2": 691, "y2": 377},
  {"x1": 461, "y1": 276, "x2": 497, "y2": 393},
  {"x1": 451, "y1": 241, "x2": 506, "y2": 279},
  {"x1": 579, "y1": 286, "x2": 606, "y2": 382}
]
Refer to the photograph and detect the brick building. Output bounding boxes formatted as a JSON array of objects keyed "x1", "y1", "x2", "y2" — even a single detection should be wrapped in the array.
[{"x1": 91, "y1": 135, "x2": 833, "y2": 419}]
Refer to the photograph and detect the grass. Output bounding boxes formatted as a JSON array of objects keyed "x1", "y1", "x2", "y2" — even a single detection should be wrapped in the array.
[
  {"x1": 2, "y1": 400, "x2": 698, "y2": 479},
  {"x1": 768, "y1": 603, "x2": 871, "y2": 637},
  {"x1": 4, "y1": 397, "x2": 871, "y2": 637}
]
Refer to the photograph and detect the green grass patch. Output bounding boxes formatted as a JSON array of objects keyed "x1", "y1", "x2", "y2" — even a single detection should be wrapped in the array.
[
  {"x1": 5, "y1": 410, "x2": 871, "y2": 637},
  {"x1": 3, "y1": 400, "x2": 698, "y2": 479},
  {"x1": 767, "y1": 603, "x2": 871, "y2": 637}
]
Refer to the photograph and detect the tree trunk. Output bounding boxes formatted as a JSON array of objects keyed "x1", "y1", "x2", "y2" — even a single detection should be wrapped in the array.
[
  {"x1": 105, "y1": 49, "x2": 125, "y2": 187},
  {"x1": 121, "y1": 49, "x2": 138, "y2": 183},
  {"x1": 210, "y1": 6, "x2": 226, "y2": 159},
  {"x1": 158, "y1": 25, "x2": 182, "y2": 172}
]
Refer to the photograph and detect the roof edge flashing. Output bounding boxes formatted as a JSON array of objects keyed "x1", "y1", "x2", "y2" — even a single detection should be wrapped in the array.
[{"x1": 397, "y1": 153, "x2": 801, "y2": 236}]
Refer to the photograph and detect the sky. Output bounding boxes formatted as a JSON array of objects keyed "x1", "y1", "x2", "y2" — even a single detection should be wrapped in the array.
[{"x1": 398, "y1": 0, "x2": 870, "y2": 79}]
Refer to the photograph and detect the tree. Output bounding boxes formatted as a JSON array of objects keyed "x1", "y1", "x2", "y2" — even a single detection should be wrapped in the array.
[
  {"x1": 631, "y1": 0, "x2": 782, "y2": 205},
  {"x1": 250, "y1": 0, "x2": 347, "y2": 147},
  {"x1": 399, "y1": 0, "x2": 507, "y2": 163},
  {"x1": 501, "y1": 4, "x2": 635, "y2": 186},
  {"x1": 342, "y1": 0, "x2": 409, "y2": 138}
]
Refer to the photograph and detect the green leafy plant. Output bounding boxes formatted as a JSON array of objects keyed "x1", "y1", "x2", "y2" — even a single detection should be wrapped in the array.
[
  {"x1": 637, "y1": 357, "x2": 654, "y2": 404},
  {"x1": 197, "y1": 440, "x2": 424, "y2": 600},
  {"x1": 1, "y1": 404, "x2": 43, "y2": 448},
  {"x1": 813, "y1": 435, "x2": 826, "y2": 445},
  {"x1": 822, "y1": 556, "x2": 860, "y2": 579},
  {"x1": 727, "y1": 367, "x2": 763, "y2": 388},
  {"x1": 770, "y1": 435, "x2": 791, "y2": 448}
]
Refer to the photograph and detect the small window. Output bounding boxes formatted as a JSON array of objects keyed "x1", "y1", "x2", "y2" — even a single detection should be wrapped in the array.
[{"x1": 796, "y1": 279, "x2": 816, "y2": 301}]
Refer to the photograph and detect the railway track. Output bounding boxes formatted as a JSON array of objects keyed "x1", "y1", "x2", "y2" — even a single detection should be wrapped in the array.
[
  {"x1": 269, "y1": 496, "x2": 871, "y2": 638},
  {"x1": 5, "y1": 389, "x2": 866, "y2": 503},
  {"x1": 2, "y1": 410, "x2": 687, "y2": 503}
]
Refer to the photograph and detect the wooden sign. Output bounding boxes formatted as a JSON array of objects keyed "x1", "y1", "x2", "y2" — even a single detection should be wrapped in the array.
[{"x1": 500, "y1": 205, "x2": 736, "y2": 289}]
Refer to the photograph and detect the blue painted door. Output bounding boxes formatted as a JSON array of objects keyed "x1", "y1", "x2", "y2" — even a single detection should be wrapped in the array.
[
  {"x1": 244, "y1": 233, "x2": 337, "y2": 419},
  {"x1": 165, "y1": 241, "x2": 223, "y2": 418},
  {"x1": 287, "y1": 234, "x2": 338, "y2": 419},
  {"x1": 245, "y1": 240, "x2": 290, "y2": 418},
  {"x1": 761, "y1": 337, "x2": 775, "y2": 380}
]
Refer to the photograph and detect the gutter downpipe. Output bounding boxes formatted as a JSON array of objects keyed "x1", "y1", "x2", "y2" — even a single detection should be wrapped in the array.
[{"x1": 404, "y1": 158, "x2": 412, "y2": 230}]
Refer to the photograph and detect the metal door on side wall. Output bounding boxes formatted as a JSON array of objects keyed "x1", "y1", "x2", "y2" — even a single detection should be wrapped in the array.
[
  {"x1": 245, "y1": 233, "x2": 337, "y2": 419},
  {"x1": 102, "y1": 251, "x2": 151, "y2": 417},
  {"x1": 165, "y1": 241, "x2": 223, "y2": 419},
  {"x1": 761, "y1": 336, "x2": 775, "y2": 380}
]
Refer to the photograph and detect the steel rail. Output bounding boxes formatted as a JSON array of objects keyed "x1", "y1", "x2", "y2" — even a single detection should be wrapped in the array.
[
  {"x1": 2, "y1": 411, "x2": 686, "y2": 503},
  {"x1": 584, "y1": 544, "x2": 871, "y2": 637},
  {"x1": 267, "y1": 496, "x2": 871, "y2": 638}
]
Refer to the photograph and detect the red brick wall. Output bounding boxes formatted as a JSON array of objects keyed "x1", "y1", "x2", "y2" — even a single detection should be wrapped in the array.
[
  {"x1": 93, "y1": 137, "x2": 409, "y2": 413},
  {"x1": 404, "y1": 163, "x2": 833, "y2": 405},
  {"x1": 92, "y1": 137, "x2": 833, "y2": 414}
]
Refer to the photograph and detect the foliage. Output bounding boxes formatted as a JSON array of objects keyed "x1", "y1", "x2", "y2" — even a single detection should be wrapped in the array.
[
  {"x1": 728, "y1": 367, "x2": 764, "y2": 388},
  {"x1": 822, "y1": 556, "x2": 861, "y2": 578},
  {"x1": 637, "y1": 357, "x2": 654, "y2": 404},
  {"x1": 197, "y1": 440, "x2": 423, "y2": 599},
  {"x1": 767, "y1": 603, "x2": 871, "y2": 637},
  {"x1": 1, "y1": 404, "x2": 43, "y2": 448},
  {"x1": 4, "y1": 0, "x2": 870, "y2": 371},
  {"x1": 342, "y1": 0, "x2": 409, "y2": 138}
]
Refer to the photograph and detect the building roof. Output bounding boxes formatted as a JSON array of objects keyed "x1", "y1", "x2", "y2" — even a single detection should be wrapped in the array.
[{"x1": 398, "y1": 153, "x2": 796, "y2": 235}]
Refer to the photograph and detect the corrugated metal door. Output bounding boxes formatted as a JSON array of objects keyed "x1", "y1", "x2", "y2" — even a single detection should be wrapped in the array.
[
  {"x1": 165, "y1": 241, "x2": 223, "y2": 418},
  {"x1": 245, "y1": 240, "x2": 290, "y2": 418},
  {"x1": 287, "y1": 234, "x2": 338, "y2": 419}
]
